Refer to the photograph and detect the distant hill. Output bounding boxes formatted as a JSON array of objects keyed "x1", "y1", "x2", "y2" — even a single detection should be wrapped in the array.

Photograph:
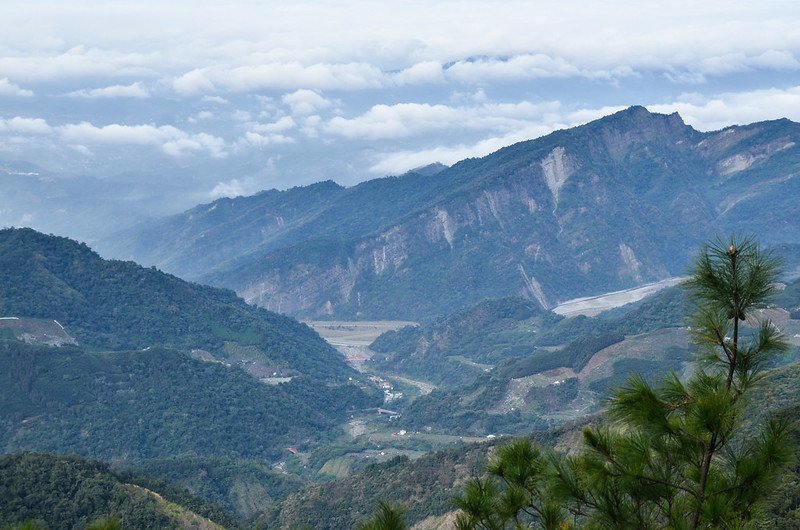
[
  {"x1": 371, "y1": 287, "x2": 690, "y2": 387},
  {"x1": 0, "y1": 340, "x2": 376, "y2": 462},
  {"x1": 0, "y1": 452, "x2": 233, "y2": 529},
  {"x1": 122, "y1": 455, "x2": 304, "y2": 521},
  {"x1": 266, "y1": 422, "x2": 582, "y2": 529},
  {"x1": 0, "y1": 227, "x2": 351, "y2": 380},
  {"x1": 103, "y1": 107, "x2": 800, "y2": 320}
]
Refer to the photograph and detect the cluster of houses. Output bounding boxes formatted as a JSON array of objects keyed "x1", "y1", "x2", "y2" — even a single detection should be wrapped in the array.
[{"x1": 368, "y1": 375, "x2": 403, "y2": 403}]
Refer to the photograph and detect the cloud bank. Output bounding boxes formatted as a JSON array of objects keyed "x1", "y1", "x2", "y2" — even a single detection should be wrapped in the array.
[{"x1": 0, "y1": 0, "x2": 798, "y2": 199}]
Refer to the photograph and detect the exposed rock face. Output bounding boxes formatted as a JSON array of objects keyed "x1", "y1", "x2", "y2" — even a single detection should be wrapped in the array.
[
  {"x1": 540, "y1": 146, "x2": 575, "y2": 206},
  {"x1": 618, "y1": 243, "x2": 643, "y2": 283},
  {"x1": 109, "y1": 107, "x2": 800, "y2": 320}
]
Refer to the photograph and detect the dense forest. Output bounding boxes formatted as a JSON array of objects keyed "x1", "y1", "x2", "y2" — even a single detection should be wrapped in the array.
[
  {"x1": 0, "y1": 340, "x2": 378, "y2": 462},
  {"x1": 0, "y1": 228, "x2": 351, "y2": 380},
  {"x1": 0, "y1": 452, "x2": 232, "y2": 529}
]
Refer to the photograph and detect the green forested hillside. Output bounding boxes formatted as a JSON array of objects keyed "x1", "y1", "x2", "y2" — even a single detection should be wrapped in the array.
[
  {"x1": 371, "y1": 287, "x2": 690, "y2": 387},
  {"x1": 0, "y1": 340, "x2": 377, "y2": 462},
  {"x1": 122, "y1": 456, "x2": 304, "y2": 520},
  {"x1": 777, "y1": 277, "x2": 800, "y2": 318},
  {"x1": 0, "y1": 452, "x2": 233, "y2": 530},
  {"x1": 0, "y1": 227, "x2": 349, "y2": 380},
  {"x1": 0, "y1": 228, "x2": 385, "y2": 522},
  {"x1": 371, "y1": 297, "x2": 557, "y2": 385},
  {"x1": 266, "y1": 422, "x2": 581, "y2": 529}
]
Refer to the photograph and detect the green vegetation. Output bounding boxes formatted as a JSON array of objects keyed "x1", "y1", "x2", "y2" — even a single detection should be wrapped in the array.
[
  {"x1": 269, "y1": 421, "x2": 582, "y2": 529},
  {"x1": 356, "y1": 502, "x2": 407, "y2": 530},
  {"x1": 0, "y1": 452, "x2": 230, "y2": 530},
  {"x1": 399, "y1": 374, "x2": 554, "y2": 435},
  {"x1": 267, "y1": 444, "x2": 490, "y2": 529},
  {"x1": 0, "y1": 340, "x2": 378, "y2": 462},
  {"x1": 371, "y1": 288, "x2": 689, "y2": 388},
  {"x1": 123, "y1": 456, "x2": 304, "y2": 519},
  {"x1": 0, "y1": 227, "x2": 350, "y2": 381},
  {"x1": 371, "y1": 298, "x2": 555, "y2": 386},
  {"x1": 379, "y1": 288, "x2": 695, "y2": 435},
  {"x1": 777, "y1": 277, "x2": 800, "y2": 318},
  {"x1": 505, "y1": 333, "x2": 624, "y2": 378},
  {"x1": 455, "y1": 237, "x2": 793, "y2": 528}
]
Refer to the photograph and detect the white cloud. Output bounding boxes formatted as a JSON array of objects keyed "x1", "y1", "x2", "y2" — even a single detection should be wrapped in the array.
[
  {"x1": 70, "y1": 144, "x2": 93, "y2": 156},
  {"x1": 210, "y1": 179, "x2": 248, "y2": 198},
  {"x1": 367, "y1": 104, "x2": 626, "y2": 175},
  {"x1": 1, "y1": 1, "x2": 800, "y2": 190},
  {"x1": 232, "y1": 110, "x2": 252, "y2": 122},
  {"x1": 325, "y1": 100, "x2": 564, "y2": 139},
  {"x1": 195, "y1": 111, "x2": 214, "y2": 120},
  {"x1": 0, "y1": 78, "x2": 33, "y2": 97},
  {"x1": 252, "y1": 116, "x2": 296, "y2": 133},
  {"x1": 449, "y1": 88, "x2": 489, "y2": 104},
  {"x1": 60, "y1": 122, "x2": 180, "y2": 144},
  {"x1": 446, "y1": 54, "x2": 581, "y2": 83},
  {"x1": 392, "y1": 61, "x2": 445, "y2": 85},
  {"x1": 67, "y1": 82, "x2": 150, "y2": 99},
  {"x1": 209, "y1": 176, "x2": 273, "y2": 199},
  {"x1": 0, "y1": 116, "x2": 52, "y2": 135},
  {"x1": 163, "y1": 133, "x2": 227, "y2": 158},
  {"x1": 201, "y1": 95, "x2": 229, "y2": 104},
  {"x1": 173, "y1": 62, "x2": 384, "y2": 94},
  {"x1": 648, "y1": 85, "x2": 800, "y2": 131},
  {"x1": 300, "y1": 115, "x2": 322, "y2": 137},
  {"x1": 3, "y1": 2, "x2": 800, "y2": 89},
  {"x1": 0, "y1": 46, "x2": 156, "y2": 82},
  {"x1": 369, "y1": 131, "x2": 548, "y2": 175},
  {"x1": 241, "y1": 131, "x2": 295, "y2": 147},
  {"x1": 281, "y1": 89, "x2": 332, "y2": 115},
  {"x1": 59, "y1": 121, "x2": 226, "y2": 158},
  {"x1": 172, "y1": 68, "x2": 217, "y2": 95},
  {"x1": 327, "y1": 103, "x2": 461, "y2": 139}
]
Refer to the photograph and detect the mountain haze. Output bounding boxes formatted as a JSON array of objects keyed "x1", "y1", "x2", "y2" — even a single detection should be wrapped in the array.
[{"x1": 103, "y1": 107, "x2": 800, "y2": 320}]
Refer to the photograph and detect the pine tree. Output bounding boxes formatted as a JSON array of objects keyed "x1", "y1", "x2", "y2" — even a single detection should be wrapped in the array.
[
  {"x1": 357, "y1": 501, "x2": 407, "y2": 530},
  {"x1": 455, "y1": 236, "x2": 793, "y2": 529}
]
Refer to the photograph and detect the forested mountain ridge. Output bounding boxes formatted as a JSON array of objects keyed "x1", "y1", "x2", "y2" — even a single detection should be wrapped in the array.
[
  {"x1": 0, "y1": 227, "x2": 352, "y2": 380},
  {"x1": 0, "y1": 452, "x2": 234, "y2": 529},
  {"x1": 370, "y1": 287, "x2": 689, "y2": 387},
  {"x1": 102, "y1": 107, "x2": 800, "y2": 320},
  {"x1": 0, "y1": 228, "x2": 381, "y2": 513},
  {"x1": 0, "y1": 340, "x2": 377, "y2": 462}
]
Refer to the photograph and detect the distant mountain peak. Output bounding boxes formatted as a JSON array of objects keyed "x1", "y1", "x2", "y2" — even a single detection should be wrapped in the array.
[
  {"x1": 408, "y1": 162, "x2": 449, "y2": 177},
  {"x1": 598, "y1": 105, "x2": 687, "y2": 129}
]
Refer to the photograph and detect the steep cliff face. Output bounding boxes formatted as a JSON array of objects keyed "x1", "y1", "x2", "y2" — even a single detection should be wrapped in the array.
[{"x1": 111, "y1": 107, "x2": 800, "y2": 320}]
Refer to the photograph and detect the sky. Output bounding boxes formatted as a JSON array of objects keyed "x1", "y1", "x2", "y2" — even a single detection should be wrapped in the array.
[{"x1": 1, "y1": 0, "x2": 800, "y2": 206}]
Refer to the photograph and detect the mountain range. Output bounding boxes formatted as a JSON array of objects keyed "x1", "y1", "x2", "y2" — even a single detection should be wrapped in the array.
[{"x1": 100, "y1": 106, "x2": 800, "y2": 320}]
